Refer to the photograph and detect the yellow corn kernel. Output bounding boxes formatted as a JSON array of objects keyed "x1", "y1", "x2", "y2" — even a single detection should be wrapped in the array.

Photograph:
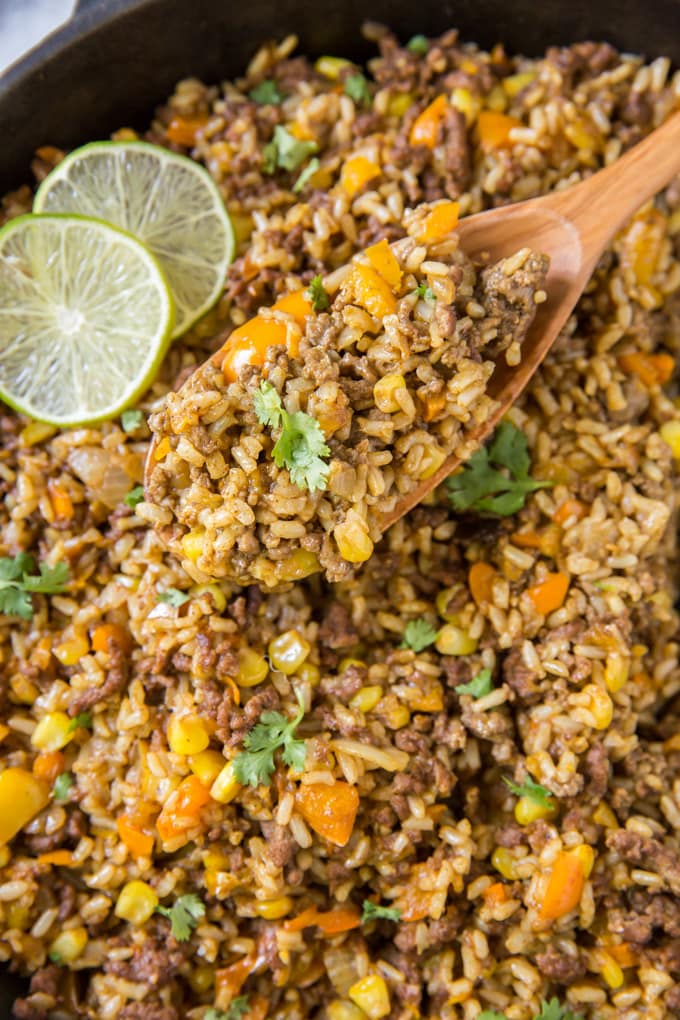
[
  {"x1": 48, "y1": 926, "x2": 88, "y2": 963},
  {"x1": 296, "y1": 662, "x2": 321, "y2": 688},
  {"x1": 334, "y1": 513, "x2": 374, "y2": 564},
  {"x1": 6, "y1": 903, "x2": 30, "y2": 930},
  {"x1": 190, "y1": 583, "x2": 227, "y2": 613},
  {"x1": 269, "y1": 630, "x2": 311, "y2": 674},
  {"x1": 571, "y1": 844, "x2": 595, "y2": 878},
  {"x1": 31, "y1": 712, "x2": 73, "y2": 752},
  {"x1": 339, "y1": 657, "x2": 366, "y2": 672},
  {"x1": 387, "y1": 92, "x2": 414, "y2": 118},
  {"x1": 599, "y1": 951, "x2": 625, "y2": 990},
  {"x1": 167, "y1": 714, "x2": 210, "y2": 756},
  {"x1": 253, "y1": 895, "x2": 293, "y2": 920},
  {"x1": 203, "y1": 849, "x2": 231, "y2": 871},
  {"x1": 189, "y1": 750, "x2": 226, "y2": 786},
  {"x1": 514, "y1": 795, "x2": 554, "y2": 826},
  {"x1": 349, "y1": 974, "x2": 391, "y2": 1020},
  {"x1": 592, "y1": 802, "x2": 618, "y2": 829},
  {"x1": 54, "y1": 634, "x2": 89, "y2": 666},
  {"x1": 450, "y1": 86, "x2": 481, "y2": 125},
  {"x1": 10, "y1": 674, "x2": 39, "y2": 705},
  {"x1": 350, "y1": 686, "x2": 383, "y2": 713},
  {"x1": 491, "y1": 847, "x2": 518, "y2": 880},
  {"x1": 485, "y1": 84, "x2": 508, "y2": 111},
  {"x1": 182, "y1": 529, "x2": 205, "y2": 563},
  {"x1": 502, "y1": 71, "x2": 537, "y2": 97},
  {"x1": 583, "y1": 683, "x2": 614, "y2": 730},
  {"x1": 114, "y1": 880, "x2": 159, "y2": 924},
  {"x1": 0, "y1": 768, "x2": 49, "y2": 847},
  {"x1": 315, "y1": 55, "x2": 351, "y2": 79},
  {"x1": 418, "y1": 445, "x2": 447, "y2": 480},
  {"x1": 19, "y1": 422, "x2": 56, "y2": 447},
  {"x1": 605, "y1": 654, "x2": 630, "y2": 693},
  {"x1": 0, "y1": 847, "x2": 10, "y2": 867},
  {"x1": 373, "y1": 374, "x2": 407, "y2": 413},
  {"x1": 275, "y1": 549, "x2": 321, "y2": 583},
  {"x1": 210, "y1": 761, "x2": 241, "y2": 804},
  {"x1": 383, "y1": 704, "x2": 411, "y2": 730},
  {"x1": 188, "y1": 964, "x2": 215, "y2": 994},
  {"x1": 435, "y1": 587, "x2": 459, "y2": 621},
  {"x1": 660, "y1": 420, "x2": 680, "y2": 459},
  {"x1": 435, "y1": 624, "x2": 478, "y2": 656},
  {"x1": 237, "y1": 647, "x2": 269, "y2": 687}
]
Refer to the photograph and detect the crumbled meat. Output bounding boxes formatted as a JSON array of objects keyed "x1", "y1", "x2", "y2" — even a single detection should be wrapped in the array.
[
  {"x1": 584, "y1": 741, "x2": 610, "y2": 799},
  {"x1": 318, "y1": 601, "x2": 359, "y2": 649},
  {"x1": 119, "y1": 1006, "x2": 179, "y2": 1020},
  {"x1": 12, "y1": 966, "x2": 61, "y2": 1020},
  {"x1": 106, "y1": 933, "x2": 188, "y2": 988},
  {"x1": 477, "y1": 253, "x2": 550, "y2": 360},
  {"x1": 261, "y1": 821, "x2": 297, "y2": 868},
  {"x1": 607, "y1": 829, "x2": 680, "y2": 894},
  {"x1": 69, "y1": 638, "x2": 129, "y2": 714},
  {"x1": 226, "y1": 688, "x2": 281, "y2": 748},
  {"x1": 535, "y1": 944, "x2": 586, "y2": 982}
]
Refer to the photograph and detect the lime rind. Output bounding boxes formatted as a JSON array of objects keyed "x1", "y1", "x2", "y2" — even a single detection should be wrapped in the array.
[
  {"x1": 0, "y1": 213, "x2": 174, "y2": 427},
  {"x1": 34, "y1": 140, "x2": 234, "y2": 338}
]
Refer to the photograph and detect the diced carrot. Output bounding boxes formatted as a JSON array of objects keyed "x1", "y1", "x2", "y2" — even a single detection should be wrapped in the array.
[
  {"x1": 539, "y1": 850, "x2": 585, "y2": 922},
  {"x1": 91, "y1": 622, "x2": 130, "y2": 654},
  {"x1": 340, "y1": 155, "x2": 381, "y2": 198},
  {"x1": 619, "y1": 352, "x2": 675, "y2": 387},
  {"x1": 284, "y1": 905, "x2": 321, "y2": 932},
  {"x1": 342, "y1": 264, "x2": 397, "y2": 319},
  {"x1": 215, "y1": 952, "x2": 256, "y2": 999},
  {"x1": 420, "y1": 391, "x2": 447, "y2": 422},
  {"x1": 166, "y1": 114, "x2": 209, "y2": 146},
  {"x1": 418, "y1": 201, "x2": 460, "y2": 243},
  {"x1": 606, "y1": 942, "x2": 638, "y2": 968},
  {"x1": 272, "y1": 289, "x2": 313, "y2": 327},
  {"x1": 526, "y1": 572, "x2": 569, "y2": 615},
  {"x1": 314, "y1": 906, "x2": 362, "y2": 935},
  {"x1": 409, "y1": 95, "x2": 448, "y2": 148},
  {"x1": 36, "y1": 850, "x2": 73, "y2": 867},
  {"x1": 47, "y1": 482, "x2": 74, "y2": 521},
  {"x1": 511, "y1": 530, "x2": 544, "y2": 549},
  {"x1": 364, "y1": 239, "x2": 403, "y2": 290},
  {"x1": 477, "y1": 110, "x2": 523, "y2": 150},
  {"x1": 32, "y1": 750, "x2": 65, "y2": 784},
  {"x1": 296, "y1": 781, "x2": 359, "y2": 847},
  {"x1": 482, "y1": 882, "x2": 508, "y2": 908},
  {"x1": 117, "y1": 814, "x2": 155, "y2": 858},
  {"x1": 156, "y1": 775, "x2": 211, "y2": 844},
  {"x1": 468, "y1": 562, "x2": 496, "y2": 607},
  {"x1": 552, "y1": 499, "x2": 587, "y2": 525}
]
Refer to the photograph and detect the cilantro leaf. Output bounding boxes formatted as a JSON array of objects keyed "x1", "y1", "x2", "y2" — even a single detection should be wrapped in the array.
[
  {"x1": 344, "y1": 72, "x2": 372, "y2": 108},
  {"x1": 263, "y1": 125, "x2": 318, "y2": 174},
  {"x1": 249, "y1": 79, "x2": 285, "y2": 104},
  {"x1": 534, "y1": 999, "x2": 583, "y2": 1020},
  {"x1": 457, "y1": 667, "x2": 494, "y2": 699},
  {"x1": 68, "y1": 712, "x2": 93, "y2": 733},
  {"x1": 21, "y1": 561, "x2": 69, "y2": 594},
  {"x1": 158, "y1": 588, "x2": 191, "y2": 607},
  {"x1": 401, "y1": 618, "x2": 438, "y2": 652},
  {"x1": 205, "y1": 999, "x2": 251, "y2": 1020},
  {"x1": 0, "y1": 554, "x2": 69, "y2": 619},
  {"x1": 407, "y1": 34, "x2": 429, "y2": 54},
  {"x1": 447, "y1": 422, "x2": 553, "y2": 517},
  {"x1": 124, "y1": 486, "x2": 145, "y2": 509},
  {"x1": 503, "y1": 775, "x2": 554, "y2": 807},
  {"x1": 254, "y1": 381, "x2": 330, "y2": 492},
  {"x1": 361, "y1": 900, "x2": 401, "y2": 923},
  {"x1": 415, "y1": 282, "x2": 436, "y2": 302},
  {"x1": 307, "y1": 275, "x2": 330, "y2": 312},
  {"x1": 53, "y1": 772, "x2": 74, "y2": 802},
  {"x1": 293, "y1": 156, "x2": 320, "y2": 193},
  {"x1": 233, "y1": 692, "x2": 306, "y2": 787},
  {"x1": 477, "y1": 1012, "x2": 508, "y2": 1020},
  {"x1": 121, "y1": 409, "x2": 144, "y2": 432},
  {"x1": 156, "y1": 893, "x2": 205, "y2": 941}
]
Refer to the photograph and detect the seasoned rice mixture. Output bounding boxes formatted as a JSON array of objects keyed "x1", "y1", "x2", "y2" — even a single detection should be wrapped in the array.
[{"x1": 1, "y1": 23, "x2": 680, "y2": 1020}]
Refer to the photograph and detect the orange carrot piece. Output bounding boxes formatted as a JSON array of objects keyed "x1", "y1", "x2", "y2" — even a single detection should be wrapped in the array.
[
  {"x1": 409, "y1": 95, "x2": 448, "y2": 148},
  {"x1": 364, "y1": 239, "x2": 403, "y2": 290},
  {"x1": 511, "y1": 530, "x2": 544, "y2": 549},
  {"x1": 91, "y1": 622, "x2": 130, "y2": 654},
  {"x1": 283, "y1": 905, "x2": 320, "y2": 932},
  {"x1": 477, "y1": 110, "x2": 523, "y2": 149},
  {"x1": 526, "y1": 572, "x2": 569, "y2": 615},
  {"x1": 539, "y1": 850, "x2": 585, "y2": 921},
  {"x1": 32, "y1": 750, "x2": 65, "y2": 784},
  {"x1": 36, "y1": 849, "x2": 73, "y2": 867},
  {"x1": 296, "y1": 781, "x2": 359, "y2": 847},
  {"x1": 314, "y1": 906, "x2": 362, "y2": 935},
  {"x1": 47, "y1": 482, "x2": 74, "y2": 521},
  {"x1": 468, "y1": 562, "x2": 496, "y2": 606},
  {"x1": 156, "y1": 775, "x2": 211, "y2": 843},
  {"x1": 418, "y1": 201, "x2": 460, "y2": 243},
  {"x1": 166, "y1": 114, "x2": 209, "y2": 146},
  {"x1": 117, "y1": 815, "x2": 155, "y2": 858},
  {"x1": 552, "y1": 499, "x2": 587, "y2": 525}
]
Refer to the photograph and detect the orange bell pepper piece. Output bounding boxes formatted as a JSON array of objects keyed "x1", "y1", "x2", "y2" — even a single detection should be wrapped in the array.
[
  {"x1": 618, "y1": 352, "x2": 674, "y2": 387},
  {"x1": 314, "y1": 906, "x2": 362, "y2": 934},
  {"x1": 539, "y1": 850, "x2": 585, "y2": 922},
  {"x1": 36, "y1": 850, "x2": 74, "y2": 867},
  {"x1": 217, "y1": 290, "x2": 312, "y2": 383},
  {"x1": 364, "y1": 239, "x2": 402, "y2": 290},
  {"x1": 468, "y1": 561, "x2": 496, "y2": 606},
  {"x1": 409, "y1": 95, "x2": 448, "y2": 148},
  {"x1": 418, "y1": 201, "x2": 460, "y2": 243},
  {"x1": 482, "y1": 881, "x2": 508, "y2": 909},
  {"x1": 552, "y1": 499, "x2": 587, "y2": 525},
  {"x1": 91, "y1": 622, "x2": 130, "y2": 654},
  {"x1": 606, "y1": 942, "x2": 638, "y2": 968},
  {"x1": 477, "y1": 110, "x2": 523, "y2": 150},
  {"x1": 526, "y1": 572, "x2": 569, "y2": 615},
  {"x1": 340, "y1": 155, "x2": 381, "y2": 197},
  {"x1": 166, "y1": 114, "x2": 209, "y2": 146},
  {"x1": 511, "y1": 530, "x2": 544, "y2": 549},
  {"x1": 342, "y1": 263, "x2": 397, "y2": 319},
  {"x1": 47, "y1": 482, "x2": 74, "y2": 521},
  {"x1": 32, "y1": 750, "x2": 65, "y2": 784},
  {"x1": 296, "y1": 781, "x2": 359, "y2": 846},
  {"x1": 117, "y1": 814, "x2": 155, "y2": 858},
  {"x1": 156, "y1": 775, "x2": 211, "y2": 844},
  {"x1": 216, "y1": 951, "x2": 257, "y2": 999}
]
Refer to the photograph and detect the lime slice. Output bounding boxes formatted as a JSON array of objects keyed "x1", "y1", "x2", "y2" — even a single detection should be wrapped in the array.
[
  {"x1": 0, "y1": 213, "x2": 174, "y2": 426},
  {"x1": 34, "y1": 140, "x2": 234, "y2": 338}
]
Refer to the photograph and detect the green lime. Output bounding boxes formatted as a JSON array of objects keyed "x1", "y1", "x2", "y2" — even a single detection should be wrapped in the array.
[
  {"x1": 0, "y1": 213, "x2": 174, "y2": 426},
  {"x1": 34, "y1": 140, "x2": 234, "y2": 338}
]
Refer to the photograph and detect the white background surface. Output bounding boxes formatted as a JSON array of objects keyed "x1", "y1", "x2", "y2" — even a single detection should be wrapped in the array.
[{"x1": 0, "y1": 0, "x2": 76, "y2": 74}]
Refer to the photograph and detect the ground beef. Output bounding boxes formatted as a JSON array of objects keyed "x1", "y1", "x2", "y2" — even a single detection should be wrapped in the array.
[
  {"x1": 12, "y1": 966, "x2": 61, "y2": 1020},
  {"x1": 495, "y1": 823, "x2": 525, "y2": 848},
  {"x1": 584, "y1": 741, "x2": 610, "y2": 799},
  {"x1": 535, "y1": 944, "x2": 586, "y2": 982},
  {"x1": 606, "y1": 829, "x2": 680, "y2": 894},
  {"x1": 69, "y1": 638, "x2": 129, "y2": 714},
  {"x1": 478, "y1": 253, "x2": 550, "y2": 359},
  {"x1": 609, "y1": 890, "x2": 680, "y2": 943},
  {"x1": 546, "y1": 41, "x2": 618, "y2": 90},
  {"x1": 119, "y1": 1005, "x2": 179, "y2": 1020},
  {"x1": 260, "y1": 820, "x2": 297, "y2": 868},
  {"x1": 318, "y1": 601, "x2": 358, "y2": 649},
  {"x1": 501, "y1": 645, "x2": 539, "y2": 699},
  {"x1": 106, "y1": 933, "x2": 187, "y2": 988},
  {"x1": 226, "y1": 688, "x2": 281, "y2": 747},
  {"x1": 460, "y1": 701, "x2": 512, "y2": 742}
]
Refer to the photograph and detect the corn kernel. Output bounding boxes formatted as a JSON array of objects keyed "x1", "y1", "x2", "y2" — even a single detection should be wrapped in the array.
[
  {"x1": 315, "y1": 56, "x2": 351, "y2": 79},
  {"x1": 6, "y1": 904, "x2": 30, "y2": 930},
  {"x1": 599, "y1": 951, "x2": 624, "y2": 990},
  {"x1": 592, "y1": 802, "x2": 618, "y2": 829},
  {"x1": 660, "y1": 420, "x2": 680, "y2": 459},
  {"x1": 48, "y1": 926, "x2": 88, "y2": 963},
  {"x1": 387, "y1": 92, "x2": 414, "y2": 118},
  {"x1": 418, "y1": 444, "x2": 447, "y2": 480},
  {"x1": 31, "y1": 712, "x2": 73, "y2": 752},
  {"x1": 296, "y1": 662, "x2": 321, "y2": 688},
  {"x1": 210, "y1": 761, "x2": 241, "y2": 804},
  {"x1": 190, "y1": 583, "x2": 227, "y2": 613},
  {"x1": 54, "y1": 634, "x2": 89, "y2": 666},
  {"x1": 435, "y1": 587, "x2": 460, "y2": 621},
  {"x1": 514, "y1": 795, "x2": 554, "y2": 826},
  {"x1": 583, "y1": 683, "x2": 614, "y2": 730},
  {"x1": 383, "y1": 704, "x2": 411, "y2": 729},
  {"x1": 605, "y1": 653, "x2": 630, "y2": 693},
  {"x1": 450, "y1": 86, "x2": 481, "y2": 125},
  {"x1": 167, "y1": 714, "x2": 210, "y2": 756},
  {"x1": 502, "y1": 71, "x2": 537, "y2": 97},
  {"x1": 114, "y1": 880, "x2": 159, "y2": 924},
  {"x1": 571, "y1": 844, "x2": 595, "y2": 878},
  {"x1": 334, "y1": 514, "x2": 374, "y2": 564},
  {"x1": 373, "y1": 374, "x2": 407, "y2": 413},
  {"x1": 339, "y1": 658, "x2": 366, "y2": 672},
  {"x1": 10, "y1": 674, "x2": 39, "y2": 705},
  {"x1": 328, "y1": 1002, "x2": 368, "y2": 1020},
  {"x1": 237, "y1": 647, "x2": 269, "y2": 687},
  {"x1": 275, "y1": 549, "x2": 321, "y2": 582},
  {"x1": 190, "y1": 750, "x2": 226, "y2": 785},
  {"x1": 491, "y1": 847, "x2": 518, "y2": 880},
  {"x1": 269, "y1": 630, "x2": 311, "y2": 674},
  {"x1": 349, "y1": 974, "x2": 391, "y2": 1020},
  {"x1": 435, "y1": 624, "x2": 478, "y2": 656},
  {"x1": 0, "y1": 768, "x2": 49, "y2": 848},
  {"x1": 20, "y1": 422, "x2": 57, "y2": 447},
  {"x1": 350, "y1": 686, "x2": 383, "y2": 713},
  {"x1": 253, "y1": 895, "x2": 293, "y2": 919},
  {"x1": 188, "y1": 964, "x2": 215, "y2": 994},
  {"x1": 485, "y1": 84, "x2": 508, "y2": 111},
  {"x1": 182, "y1": 529, "x2": 205, "y2": 562}
]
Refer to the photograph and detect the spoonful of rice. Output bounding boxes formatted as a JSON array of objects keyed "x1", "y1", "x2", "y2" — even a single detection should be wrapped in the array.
[{"x1": 144, "y1": 111, "x2": 680, "y2": 588}]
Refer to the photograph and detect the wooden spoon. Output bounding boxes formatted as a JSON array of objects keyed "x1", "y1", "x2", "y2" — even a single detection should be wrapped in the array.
[{"x1": 380, "y1": 110, "x2": 680, "y2": 529}]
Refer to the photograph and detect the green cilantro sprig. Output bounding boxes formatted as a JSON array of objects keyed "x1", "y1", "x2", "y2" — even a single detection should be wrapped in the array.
[
  {"x1": 53, "y1": 773, "x2": 74, "y2": 802},
  {"x1": 307, "y1": 275, "x2": 330, "y2": 312},
  {"x1": 121, "y1": 409, "x2": 144, "y2": 432},
  {"x1": 0, "y1": 554, "x2": 69, "y2": 620},
  {"x1": 233, "y1": 692, "x2": 306, "y2": 787},
  {"x1": 156, "y1": 893, "x2": 205, "y2": 941},
  {"x1": 68, "y1": 712, "x2": 93, "y2": 734},
  {"x1": 478, "y1": 1001, "x2": 583, "y2": 1020},
  {"x1": 457, "y1": 668, "x2": 494, "y2": 699},
  {"x1": 362, "y1": 900, "x2": 401, "y2": 923},
  {"x1": 407, "y1": 35, "x2": 429, "y2": 55},
  {"x1": 249, "y1": 79, "x2": 285, "y2": 104},
  {"x1": 415, "y1": 282, "x2": 436, "y2": 302},
  {"x1": 254, "y1": 381, "x2": 330, "y2": 492},
  {"x1": 263, "y1": 125, "x2": 318, "y2": 174},
  {"x1": 293, "y1": 157, "x2": 320, "y2": 193},
  {"x1": 478, "y1": 1012, "x2": 508, "y2": 1020},
  {"x1": 447, "y1": 422, "x2": 553, "y2": 516},
  {"x1": 205, "y1": 999, "x2": 251, "y2": 1020},
  {"x1": 344, "y1": 72, "x2": 372, "y2": 107},
  {"x1": 503, "y1": 775, "x2": 554, "y2": 807},
  {"x1": 401, "y1": 618, "x2": 438, "y2": 652},
  {"x1": 158, "y1": 588, "x2": 191, "y2": 607},
  {"x1": 124, "y1": 486, "x2": 144, "y2": 509}
]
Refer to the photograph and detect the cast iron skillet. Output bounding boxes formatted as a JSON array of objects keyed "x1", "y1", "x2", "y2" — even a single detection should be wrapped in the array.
[{"x1": 1, "y1": 0, "x2": 679, "y2": 1011}]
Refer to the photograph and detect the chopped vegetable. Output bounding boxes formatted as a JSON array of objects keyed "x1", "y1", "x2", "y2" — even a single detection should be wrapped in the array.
[
  {"x1": 307, "y1": 274, "x2": 331, "y2": 312},
  {"x1": 477, "y1": 1012, "x2": 508, "y2": 1020},
  {"x1": 120, "y1": 408, "x2": 143, "y2": 432},
  {"x1": 477, "y1": 110, "x2": 523, "y2": 149},
  {"x1": 124, "y1": 486, "x2": 144, "y2": 509},
  {"x1": 342, "y1": 263, "x2": 396, "y2": 318},
  {"x1": 296, "y1": 781, "x2": 359, "y2": 846},
  {"x1": 534, "y1": 999, "x2": 584, "y2": 1020},
  {"x1": 418, "y1": 200, "x2": 460, "y2": 243},
  {"x1": 205, "y1": 998, "x2": 251, "y2": 1020},
  {"x1": 156, "y1": 893, "x2": 206, "y2": 941},
  {"x1": 284, "y1": 905, "x2": 362, "y2": 935},
  {"x1": 401, "y1": 618, "x2": 438, "y2": 652},
  {"x1": 249, "y1": 79, "x2": 285, "y2": 104},
  {"x1": 293, "y1": 156, "x2": 320, "y2": 193},
  {"x1": 344, "y1": 72, "x2": 372, "y2": 108},
  {"x1": 156, "y1": 775, "x2": 211, "y2": 844},
  {"x1": 263, "y1": 125, "x2": 318, "y2": 174},
  {"x1": 0, "y1": 768, "x2": 49, "y2": 847},
  {"x1": 340, "y1": 155, "x2": 381, "y2": 198},
  {"x1": 32, "y1": 750, "x2": 65, "y2": 784},
  {"x1": 503, "y1": 775, "x2": 554, "y2": 807},
  {"x1": 253, "y1": 381, "x2": 330, "y2": 492},
  {"x1": 233, "y1": 691, "x2": 306, "y2": 787},
  {"x1": 0, "y1": 554, "x2": 69, "y2": 620},
  {"x1": 539, "y1": 850, "x2": 586, "y2": 922},
  {"x1": 526, "y1": 572, "x2": 569, "y2": 615},
  {"x1": 457, "y1": 668, "x2": 493, "y2": 698},
  {"x1": 117, "y1": 814, "x2": 154, "y2": 858},
  {"x1": 407, "y1": 34, "x2": 429, "y2": 54},
  {"x1": 53, "y1": 772, "x2": 74, "y2": 802},
  {"x1": 618, "y1": 351, "x2": 674, "y2": 386},
  {"x1": 67, "y1": 712, "x2": 93, "y2": 734},
  {"x1": 447, "y1": 422, "x2": 553, "y2": 516},
  {"x1": 365, "y1": 239, "x2": 403, "y2": 289},
  {"x1": 409, "y1": 95, "x2": 448, "y2": 148},
  {"x1": 158, "y1": 587, "x2": 191, "y2": 607},
  {"x1": 468, "y1": 561, "x2": 497, "y2": 606},
  {"x1": 361, "y1": 900, "x2": 401, "y2": 923},
  {"x1": 415, "y1": 282, "x2": 436, "y2": 302},
  {"x1": 166, "y1": 114, "x2": 209, "y2": 146}
]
